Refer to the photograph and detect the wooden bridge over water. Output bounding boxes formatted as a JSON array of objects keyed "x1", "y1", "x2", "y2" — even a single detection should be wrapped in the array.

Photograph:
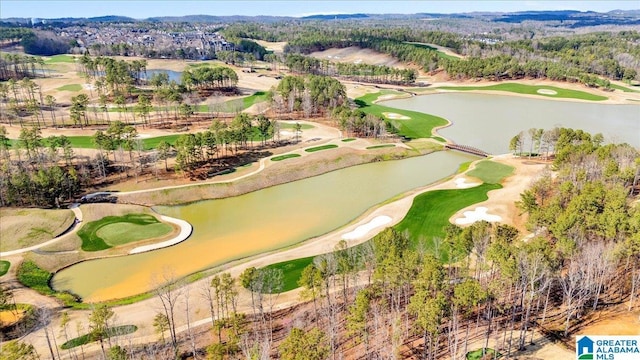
[{"x1": 444, "y1": 143, "x2": 491, "y2": 157}]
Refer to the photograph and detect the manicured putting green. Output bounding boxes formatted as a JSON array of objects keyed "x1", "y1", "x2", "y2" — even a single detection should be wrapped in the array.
[
  {"x1": 437, "y1": 83, "x2": 607, "y2": 101},
  {"x1": 467, "y1": 160, "x2": 514, "y2": 184},
  {"x1": 305, "y1": 144, "x2": 338, "y2": 152},
  {"x1": 96, "y1": 222, "x2": 172, "y2": 246},
  {"x1": 56, "y1": 84, "x2": 83, "y2": 92},
  {"x1": 366, "y1": 144, "x2": 395, "y2": 149},
  {"x1": 0, "y1": 260, "x2": 10, "y2": 277},
  {"x1": 78, "y1": 213, "x2": 172, "y2": 251},
  {"x1": 271, "y1": 153, "x2": 301, "y2": 161}
]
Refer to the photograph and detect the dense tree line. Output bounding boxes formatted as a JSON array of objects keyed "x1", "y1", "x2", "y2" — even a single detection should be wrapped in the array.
[
  {"x1": 181, "y1": 65, "x2": 239, "y2": 91},
  {"x1": 0, "y1": 53, "x2": 46, "y2": 81},
  {"x1": 20, "y1": 30, "x2": 72, "y2": 56},
  {"x1": 272, "y1": 74, "x2": 346, "y2": 116},
  {"x1": 0, "y1": 126, "x2": 81, "y2": 207},
  {"x1": 284, "y1": 53, "x2": 417, "y2": 85},
  {"x1": 331, "y1": 107, "x2": 389, "y2": 138},
  {"x1": 225, "y1": 23, "x2": 640, "y2": 84}
]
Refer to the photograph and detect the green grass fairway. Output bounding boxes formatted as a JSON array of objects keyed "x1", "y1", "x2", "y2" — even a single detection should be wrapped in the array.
[
  {"x1": 78, "y1": 213, "x2": 172, "y2": 251},
  {"x1": 0, "y1": 261, "x2": 9, "y2": 277},
  {"x1": 466, "y1": 160, "x2": 514, "y2": 184},
  {"x1": 141, "y1": 135, "x2": 180, "y2": 150},
  {"x1": 45, "y1": 54, "x2": 76, "y2": 63},
  {"x1": 467, "y1": 348, "x2": 502, "y2": 360},
  {"x1": 262, "y1": 256, "x2": 315, "y2": 293},
  {"x1": 395, "y1": 183, "x2": 502, "y2": 261},
  {"x1": 61, "y1": 325, "x2": 137, "y2": 349},
  {"x1": 356, "y1": 92, "x2": 448, "y2": 139},
  {"x1": 280, "y1": 122, "x2": 315, "y2": 130},
  {"x1": 271, "y1": 153, "x2": 301, "y2": 161},
  {"x1": 341, "y1": 138, "x2": 356, "y2": 142},
  {"x1": 437, "y1": 83, "x2": 607, "y2": 101},
  {"x1": 305, "y1": 144, "x2": 338, "y2": 152},
  {"x1": 56, "y1": 84, "x2": 83, "y2": 92},
  {"x1": 366, "y1": 144, "x2": 396, "y2": 149},
  {"x1": 405, "y1": 42, "x2": 460, "y2": 61}
]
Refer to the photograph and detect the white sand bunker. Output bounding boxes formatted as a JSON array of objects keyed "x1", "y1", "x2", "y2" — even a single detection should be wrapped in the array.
[
  {"x1": 342, "y1": 216, "x2": 392, "y2": 240},
  {"x1": 136, "y1": 134, "x2": 152, "y2": 139},
  {"x1": 383, "y1": 112, "x2": 411, "y2": 120},
  {"x1": 279, "y1": 130, "x2": 293, "y2": 136},
  {"x1": 454, "y1": 177, "x2": 480, "y2": 189},
  {"x1": 455, "y1": 207, "x2": 502, "y2": 225},
  {"x1": 537, "y1": 89, "x2": 557, "y2": 95}
]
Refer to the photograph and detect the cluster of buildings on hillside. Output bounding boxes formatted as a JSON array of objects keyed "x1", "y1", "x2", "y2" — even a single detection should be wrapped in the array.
[{"x1": 57, "y1": 24, "x2": 234, "y2": 59}]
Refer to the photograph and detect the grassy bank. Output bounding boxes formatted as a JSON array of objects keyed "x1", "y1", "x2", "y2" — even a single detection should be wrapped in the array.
[
  {"x1": 0, "y1": 261, "x2": 9, "y2": 277},
  {"x1": 437, "y1": 83, "x2": 607, "y2": 101},
  {"x1": 0, "y1": 208, "x2": 75, "y2": 252}
]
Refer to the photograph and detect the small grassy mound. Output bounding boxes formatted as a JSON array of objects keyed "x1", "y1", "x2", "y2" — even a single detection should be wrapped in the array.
[
  {"x1": 78, "y1": 213, "x2": 172, "y2": 251},
  {"x1": 610, "y1": 83, "x2": 639, "y2": 93},
  {"x1": 0, "y1": 261, "x2": 10, "y2": 277},
  {"x1": 271, "y1": 154, "x2": 301, "y2": 161},
  {"x1": 466, "y1": 348, "x2": 502, "y2": 360},
  {"x1": 341, "y1": 138, "x2": 356, "y2": 142},
  {"x1": 56, "y1": 84, "x2": 83, "y2": 92},
  {"x1": 366, "y1": 144, "x2": 396, "y2": 149},
  {"x1": 467, "y1": 160, "x2": 514, "y2": 184},
  {"x1": 61, "y1": 325, "x2": 137, "y2": 349},
  {"x1": 17, "y1": 260, "x2": 55, "y2": 296},
  {"x1": 305, "y1": 144, "x2": 338, "y2": 153},
  {"x1": 438, "y1": 83, "x2": 607, "y2": 101}
]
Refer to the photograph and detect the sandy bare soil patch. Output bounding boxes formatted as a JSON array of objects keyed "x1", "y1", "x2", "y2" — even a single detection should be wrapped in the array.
[
  {"x1": 454, "y1": 177, "x2": 480, "y2": 188},
  {"x1": 310, "y1": 47, "x2": 406, "y2": 68},
  {"x1": 454, "y1": 206, "x2": 502, "y2": 225},
  {"x1": 253, "y1": 40, "x2": 287, "y2": 54},
  {"x1": 0, "y1": 309, "x2": 26, "y2": 325},
  {"x1": 579, "y1": 310, "x2": 640, "y2": 335}
]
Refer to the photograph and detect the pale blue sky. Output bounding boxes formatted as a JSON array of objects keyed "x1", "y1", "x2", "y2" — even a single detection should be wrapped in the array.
[{"x1": 1, "y1": 1, "x2": 638, "y2": 19}]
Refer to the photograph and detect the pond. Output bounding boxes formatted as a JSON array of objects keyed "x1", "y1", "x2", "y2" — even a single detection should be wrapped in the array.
[
  {"x1": 384, "y1": 93, "x2": 640, "y2": 154},
  {"x1": 142, "y1": 69, "x2": 183, "y2": 83},
  {"x1": 52, "y1": 151, "x2": 476, "y2": 302}
]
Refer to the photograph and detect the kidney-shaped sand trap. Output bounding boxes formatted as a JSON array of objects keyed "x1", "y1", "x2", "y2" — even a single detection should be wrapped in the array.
[
  {"x1": 342, "y1": 215, "x2": 392, "y2": 240},
  {"x1": 455, "y1": 207, "x2": 502, "y2": 225},
  {"x1": 383, "y1": 112, "x2": 411, "y2": 120},
  {"x1": 454, "y1": 177, "x2": 481, "y2": 189},
  {"x1": 536, "y1": 89, "x2": 558, "y2": 95}
]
